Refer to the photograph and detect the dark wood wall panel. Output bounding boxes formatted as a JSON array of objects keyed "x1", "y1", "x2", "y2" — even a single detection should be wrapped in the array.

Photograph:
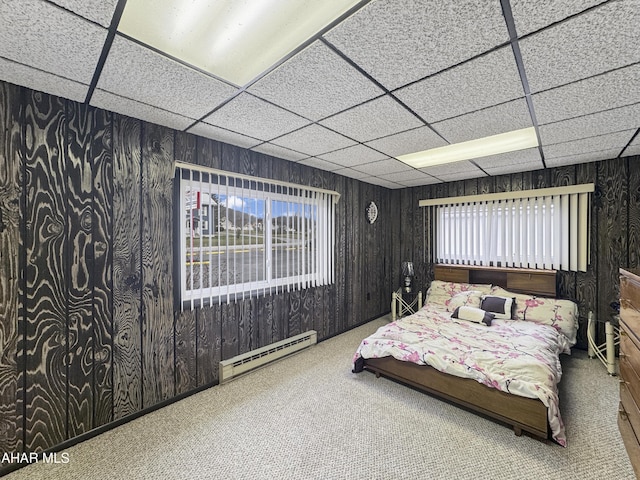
[
  {"x1": 0, "y1": 81, "x2": 21, "y2": 457},
  {"x1": 90, "y1": 108, "x2": 113, "y2": 428},
  {"x1": 174, "y1": 132, "x2": 198, "y2": 394},
  {"x1": 597, "y1": 158, "x2": 628, "y2": 325},
  {"x1": 65, "y1": 101, "x2": 95, "y2": 437},
  {"x1": 140, "y1": 123, "x2": 175, "y2": 408},
  {"x1": 0, "y1": 81, "x2": 392, "y2": 468},
  {"x1": 23, "y1": 91, "x2": 68, "y2": 452},
  {"x1": 628, "y1": 158, "x2": 640, "y2": 269},
  {"x1": 111, "y1": 115, "x2": 143, "y2": 420},
  {"x1": 196, "y1": 307, "x2": 221, "y2": 386},
  {"x1": 575, "y1": 162, "x2": 598, "y2": 347},
  {"x1": 332, "y1": 174, "x2": 346, "y2": 337}
]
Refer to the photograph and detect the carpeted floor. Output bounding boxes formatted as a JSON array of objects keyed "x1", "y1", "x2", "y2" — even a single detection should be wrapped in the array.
[{"x1": 4, "y1": 316, "x2": 636, "y2": 479}]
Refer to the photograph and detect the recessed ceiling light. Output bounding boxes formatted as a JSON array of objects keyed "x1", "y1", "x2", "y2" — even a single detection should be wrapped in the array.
[
  {"x1": 118, "y1": 0, "x2": 362, "y2": 86},
  {"x1": 397, "y1": 127, "x2": 539, "y2": 168}
]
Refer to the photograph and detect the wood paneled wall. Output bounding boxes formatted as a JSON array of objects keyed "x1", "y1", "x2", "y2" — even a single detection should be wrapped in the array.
[
  {"x1": 398, "y1": 159, "x2": 640, "y2": 349},
  {"x1": 0, "y1": 81, "x2": 393, "y2": 469}
]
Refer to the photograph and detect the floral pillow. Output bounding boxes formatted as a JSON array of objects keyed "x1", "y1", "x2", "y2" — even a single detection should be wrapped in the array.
[
  {"x1": 523, "y1": 296, "x2": 578, "y2": 346},
  {"x1": 426, "y1": 280, "x2": 492, "y2": 309},
  {"x1": 445, "y1": 290, "x2": 484, "y2": 312}
]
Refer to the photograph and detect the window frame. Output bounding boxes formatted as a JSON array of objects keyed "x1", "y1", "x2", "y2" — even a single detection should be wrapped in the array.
[{"x1": 175, "y1": 162, "x2": 339, "y2": 309}]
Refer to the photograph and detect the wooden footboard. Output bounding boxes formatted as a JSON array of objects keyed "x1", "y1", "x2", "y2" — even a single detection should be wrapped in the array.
[{"x1": 363, "y1": 356, "x2": 549, "y2": 441}]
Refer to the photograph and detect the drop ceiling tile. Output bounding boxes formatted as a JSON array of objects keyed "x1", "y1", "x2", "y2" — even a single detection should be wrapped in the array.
[
  {"x1": 248, "y1": 41, "x2": 384, "y2": 121},
  {"x1": 187, "y1": 123, "x2": 262, "y2": 150},
  {"x1": 382, "y1": 170, "x2": 432, "y2": 183},
  {"x1": 510, "y1": 0, "x2": 603, "y2": 36},
  {"x1": 203, "y1": 93, "x2": 310, "y2": 141},
  {"x1": 432, "y1": 98, "x2": 532, "y2": 143},
  {"x1": 484, "y1": 161, "x2": 545, "y2": 176},
  {"x1": 97, "y1": 36, "x2": 237, "y2": 120},
  {"x1": 395, "y1": 46, "x2": 524, "y2": 123},
  {"x1": 434, "y1": 170, "x2": 488, "y2": 182},
  {"x1": 319, "y1": 95, "x2": 423, "y2": 142},
  {"x1": 50, "y1": 0, "x2": 119, "y2": 28},
  {"x1": 324, "y1": 0, "x2": 509, "y2": 90},
  {"x1": 545, "y1": 148, "x2": 621, "y2": 167},
  {"x1": 474, "y1": 147, "x2": 542, "y2": 170},
  {"x1": 336, "y1": 169, "x2": 373, "y2": 181},
  {"x1": 271, "y1": 124, "x2": 357, "y2": 157},
  {"x1": 362, "y1": 176, "x2": 404, "y2": 189},
  {"x1": 0, "y1": 0, "x2": 106, "y2": 84},
  {"x1": 543, "y1": 129, "x2": 635, "y2": 160},
  {"x1": 318, "y1": 144, "x2": 389, "y2": 168},
  {"x1": 250, "y1": 143, "x2": 308, "y2": 162},
  {"x1": 519, "y1": 1, "x2": 640, "y2": 93},
  {"x1": 540, "y1": 103, "x2": 640, "y2": 146},
  {"x1": 0, "y1": 57, "x2": 88, "y2": 102},
  {"x1": 298, "y1": 157, "x2": 343, "y2": 172},
  {"x1": 396, "y1": 175, "x2": 442, "y2": 187},
  {"x1": 352, "y1": 158, "x2": 414, "y2": 176},
  {"x1": 365, "y1": 126, "x2": 448, "y2": 158},
  {"x1": 91, "y1": 89, "x2": 194, "y2": 131},
  {"x1": 533, "y1": 64, "x2": 640, "y2": 125},
  {"x1": 419, "y1": 160, "x2": 484, "y2": 177}
]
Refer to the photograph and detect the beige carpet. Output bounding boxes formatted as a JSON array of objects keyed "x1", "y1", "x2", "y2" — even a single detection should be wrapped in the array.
[{"x1": 4, "y1": 316, "x2": 636, "y2": 479}]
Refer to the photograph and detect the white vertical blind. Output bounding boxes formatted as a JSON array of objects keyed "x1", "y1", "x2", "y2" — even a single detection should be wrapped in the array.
[
  {"x1": 424, "y1": 184, "x2": 594, "y2": 272},
  {"x1": 177, "y1": 163, "x2": 339, "y2": 308}
]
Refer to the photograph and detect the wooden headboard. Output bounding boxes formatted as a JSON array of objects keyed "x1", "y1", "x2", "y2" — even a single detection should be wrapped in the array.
[{"x1": 434, "y1": 264, "x2": 557, "y2": 297}]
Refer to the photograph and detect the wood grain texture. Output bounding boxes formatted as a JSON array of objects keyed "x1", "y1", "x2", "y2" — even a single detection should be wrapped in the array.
[
  {"x1": 412, "y1": 186, "x2": 425, "y2": 293},
  {"x1": 0, "y1": 81, "x2": 21, "y2": 456},
  {"x1": 220, "y1": 301, "x2": 238, "y2": 360},
  {"x1": 478, "y1": 176, "x2": 494, "y2": 195},
  {"x1": 65, "y1": 100, "x2": 95, "y2": 437},
  {"x1": 141, "y1": 122, "x2": 175, "y2": 408},
  {"x1": 313, "y1": 286, "x2": 325, "y2": 339},
  {"x1": 576, "y1": 162, "x2": 598, "y2": 348},
  {"x1": 23, "y1": 91, "x2": 67, "y2": 452},
  {"x1": 287, "y1": 290, "x2": 302, "y2": 337},
  {"x1": 494, "y1": 174, "x2": 511, "y2": 193},
  {"x1": 628, "y1": 156, "x2": 640, "y2": 269},
  {"x1": 237, "y1": 298, "x2": 256, "y2": 355},
  {"x1": 174, "y1": 131, "x2": 197, "y2": 394},
  {"x1": 112, "y1": 114, "x2": 143, "y2": 419},
  {"x1": 332, "y1": 174, "x2": 346, "y2": 337},
  {"x1": 196, "y1": 307, "x2": 221, "y2": 386},
  {"x1": 299, "y1": 287, "x2": 313, "y2": 334},
  {"x1": 196, "y1": 136, "x2": 221, "y2": 169},
  {"x1": 348, "y1": 179, "x2": 362, "y2": 328},
  {"x1": 90, "y1": 108, "x2": 113, "y2": 428},
  {"x1": 175, "y1": 310, "x2": 197, "y2": 393},
  {"x1": 597, "y1": 158, "x2": 628, "y2": 325},
  {"x1": 257, "y1": 294, "x2": 274, "y2": 346}
]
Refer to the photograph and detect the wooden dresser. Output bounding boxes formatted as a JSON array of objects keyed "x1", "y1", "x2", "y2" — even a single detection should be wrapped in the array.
[{"x1": 619, "y1": 267, "x2": 640, "y2": 478}]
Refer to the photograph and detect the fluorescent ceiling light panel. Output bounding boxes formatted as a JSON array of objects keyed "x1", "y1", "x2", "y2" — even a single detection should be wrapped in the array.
[
  {"x1": 397, "y1": 127, "x2": 538, "y2": 168},
  {"x1": 118, "y1": 0, "x2": 361, "y2": 86}
]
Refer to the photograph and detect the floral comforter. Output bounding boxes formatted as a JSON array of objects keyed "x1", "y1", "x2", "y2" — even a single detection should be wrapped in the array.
[{"x1": 353, "y1": 303, "x2": 572, "y2": 446}]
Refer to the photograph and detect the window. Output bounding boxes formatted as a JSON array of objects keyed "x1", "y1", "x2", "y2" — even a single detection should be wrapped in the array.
[
  {"x1": 176, "y1": 163, "x2": 339, "y2": 308},
  {"x1": 420, "y1": 184, "x2": 594, "y2": 272}
]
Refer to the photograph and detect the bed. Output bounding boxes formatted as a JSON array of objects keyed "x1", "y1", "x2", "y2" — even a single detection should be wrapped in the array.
[{"x1": 352, "y1": 265, "x2": 578, "y2": 446}]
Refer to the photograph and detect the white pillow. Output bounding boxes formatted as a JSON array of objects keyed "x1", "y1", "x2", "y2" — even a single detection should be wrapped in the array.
[{"x1": 451, "y1": 306, "x2": 495, "y2": 326}]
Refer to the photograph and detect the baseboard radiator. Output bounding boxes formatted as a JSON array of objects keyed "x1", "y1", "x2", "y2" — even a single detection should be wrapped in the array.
[{"x1": 220, "y1": 330, "x2": 317, "y2": 383}]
